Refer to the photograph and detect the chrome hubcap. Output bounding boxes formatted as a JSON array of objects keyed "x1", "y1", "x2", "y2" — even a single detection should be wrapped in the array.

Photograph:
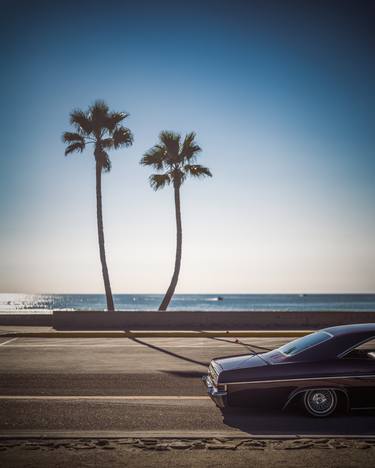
[
  {"x1": 312, "y1": 393, "x2": 328, "y2": 407},
  {"x1": 306, "y1": 390, "x2": 335, "y2": 414}
]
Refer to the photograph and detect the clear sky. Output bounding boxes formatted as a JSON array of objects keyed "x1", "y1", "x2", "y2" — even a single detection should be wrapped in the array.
[{"x1": 0, "y1": 0, "x2": 374, "y2": 294}]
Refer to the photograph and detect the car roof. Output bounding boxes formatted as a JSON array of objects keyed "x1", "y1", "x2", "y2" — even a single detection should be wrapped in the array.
[
  {"x1": 289, "y1": 323, "x2": 375, "y2": 361},
  {"x1": 324, "y1": 323, "x2": 375, "y2": 337}
]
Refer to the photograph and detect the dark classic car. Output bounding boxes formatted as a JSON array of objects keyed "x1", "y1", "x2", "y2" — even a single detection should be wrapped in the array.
[{"x1": 202, "y1": 323, "x2": 375, "y2": 417}]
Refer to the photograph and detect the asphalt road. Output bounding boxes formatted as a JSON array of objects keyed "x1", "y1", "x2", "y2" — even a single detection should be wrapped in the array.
[{"x1": 0, "y1": 336, "x2": 374, "y2": 438}]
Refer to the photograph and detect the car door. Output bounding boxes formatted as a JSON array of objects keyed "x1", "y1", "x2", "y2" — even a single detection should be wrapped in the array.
[{"x1": 339, "y1": 338, "x2": 375, "y2": 408}]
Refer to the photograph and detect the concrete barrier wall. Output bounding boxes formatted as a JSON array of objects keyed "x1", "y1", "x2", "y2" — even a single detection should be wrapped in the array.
[
  {"x1": 0, "y1": 314, "x2": 52, "y2": 326},
  {"x1": 52, "y1": 310, "x2": 375, "y2": 331},
  {"x1": 1, "y1": 311, "x2": 374, "y2": 330}
]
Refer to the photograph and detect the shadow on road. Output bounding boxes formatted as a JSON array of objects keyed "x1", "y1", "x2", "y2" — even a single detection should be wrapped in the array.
[
  {"x1": 221, "y1": 406, "x2": 375, "y2": 436},
  {"x1": 208, "y1": 336, "x2": 272, "y2": 352},
  {"x1": 129, "y1": 337, "x2": 208, "y2": 367}
]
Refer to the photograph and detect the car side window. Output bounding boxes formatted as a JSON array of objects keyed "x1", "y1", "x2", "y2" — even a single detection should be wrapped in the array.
[
  {"x1": 343, "y1": 338, "x2": 375, "y2": 360},
  {"x1": 277, "y1": 331, "x2": 332, "y2": 357}
]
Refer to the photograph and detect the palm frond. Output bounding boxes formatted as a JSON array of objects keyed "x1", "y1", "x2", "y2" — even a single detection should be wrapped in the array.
[
  {"x1": 89, "y1": 100, "x2": 110, "y2": 137},
  {"x1": 101, "y1": 154, "x2": 112, "y2": 172},
  {"x1": 65, "y1": 102, "x2": 133, "y2": 168},
  {"x1": 89, "y1": 100, "x2": 109, "y2": 119},
  {"x1": 62, "y1": 132, "x2": 85, "y2": 144},
  {"x1": 106, "y1": 112, "x2": 129, "y2": 131},
  {"x1": 94, "y1": 147, "x2": 112, "y2": 172},
  {"x1": 140, "y1": 145, "x2": 166, "y2": 170},
  {"x1": 64, "y1": 141, "x2": 85, "y2": 155},
  {"x1": 112, "y1": 126, "x2": 133, "y2": 149},
  {"x1": 141, "y1": 130, "x2": 211, "y2": 189},
  {"x1": 184, "y1": 164, "x2": 212, "y2": 178},
  {"x1": 149, "y1": 173, "x2": 171, "y2": 191},
  {"x1": 180, "y1": 132, "x2": 201, "y2": 162},
  {"x1": 100, "y1": 138, "x2": 114, "y2": 149},
  {"x1": 70, "y1": 109, "x2": 92, "y2": 135},
  {"x1": 170, "y1": 167, "x2": 186, "y2": 185},
  {"x1": 159, "y1": 131, "x2": 180, "y2": 162}
]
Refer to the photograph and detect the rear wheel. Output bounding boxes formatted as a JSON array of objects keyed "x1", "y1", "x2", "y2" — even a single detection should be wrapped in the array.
[{"x1": 303, "y1": 389, "x2": 337, "y2": 417}]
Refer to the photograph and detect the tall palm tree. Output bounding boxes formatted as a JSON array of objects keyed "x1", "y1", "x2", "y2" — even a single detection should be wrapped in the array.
[
  {"x1": 63, "y1": 100, "x2": 133, "y2": 311},
  {"x1": 141, "y1": 131, "x2": 212, "y2": 311}
]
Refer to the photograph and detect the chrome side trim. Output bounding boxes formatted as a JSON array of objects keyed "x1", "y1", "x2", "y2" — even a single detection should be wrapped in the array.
[
  {"x1": 225, "y1": 374, "x2": 375, "y2": 386},
  {"x1": 351, "y1": 406, "x2": 375, "y2": 410},
  {"x1": 338, "y1": 335, "x2": 375, "y2": 359}
]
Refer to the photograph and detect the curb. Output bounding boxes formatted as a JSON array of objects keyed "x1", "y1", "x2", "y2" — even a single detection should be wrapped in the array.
[
  {"x1": 0, "y1": 330, "x2": 311, "y2": 338},
  {"x1": 0, "y1": 431, "x2": 374, "y2": 440}
]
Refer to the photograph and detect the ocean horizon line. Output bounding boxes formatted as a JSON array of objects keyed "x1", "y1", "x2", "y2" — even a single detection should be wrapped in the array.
[
  {"x1": 1, "y1": 293, "x2": 375, "y2": 314},
  {"x1": 1, "y1": 292, "x2": 375, "y2": 296}
]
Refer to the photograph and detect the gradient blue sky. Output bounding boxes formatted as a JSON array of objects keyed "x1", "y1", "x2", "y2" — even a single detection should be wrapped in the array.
[{"x1": 1, "y1": 0, "x2": 374, "y2": 293}]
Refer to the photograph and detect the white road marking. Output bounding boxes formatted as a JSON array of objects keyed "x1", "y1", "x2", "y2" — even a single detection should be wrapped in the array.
[
  {"x1": 0, "y1": 395, "x2": 210, "y2": 401},
  {"x1": 1, "y1": 344, "x2": 242, "y2": 348},
  {"x1": 0, "y1": 337, "x2": 17, "y2": 346}
]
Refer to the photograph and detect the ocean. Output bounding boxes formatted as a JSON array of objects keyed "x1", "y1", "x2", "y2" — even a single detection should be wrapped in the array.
[{"x1": 0, "y1": 293, "x2": 374, "y2": 313}]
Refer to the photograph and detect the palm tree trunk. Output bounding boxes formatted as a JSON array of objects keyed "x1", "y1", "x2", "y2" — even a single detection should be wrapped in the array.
[
  {"x1": 159, "y1": 182, "x2": 182, "y2": 311},
  {"x1": 95, "y1": 161, "x2": 115, "y2": 311}
]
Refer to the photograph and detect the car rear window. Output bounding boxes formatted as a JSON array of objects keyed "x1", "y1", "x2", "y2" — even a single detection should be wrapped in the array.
[{"x1": 278, "y1": 331, "x2": 332, "y2": 357}]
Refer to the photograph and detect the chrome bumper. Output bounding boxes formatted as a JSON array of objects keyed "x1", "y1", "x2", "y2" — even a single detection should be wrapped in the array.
[{"x1": 202, "y1": 375, "x2": 228, "y2": 409}]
